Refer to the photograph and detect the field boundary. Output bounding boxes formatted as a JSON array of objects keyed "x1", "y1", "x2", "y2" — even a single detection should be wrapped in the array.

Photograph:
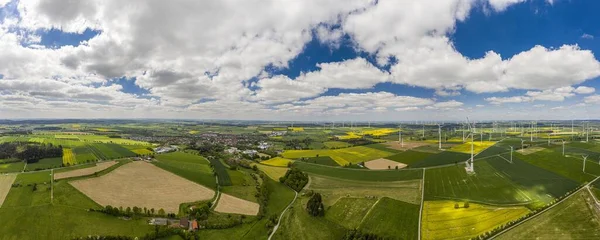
[
  {"x1": 490, "y1": 176, "x2": 600, "y2": 239},
  {"x1": 268, "y1": 188, "x2": 298, "y2": 240},
  {"x1": 358, "y1": 198, "x2": 381, "y2": 227},
  {"x1": 418, "y1": 168, "x2": 425, "y2": 240}
]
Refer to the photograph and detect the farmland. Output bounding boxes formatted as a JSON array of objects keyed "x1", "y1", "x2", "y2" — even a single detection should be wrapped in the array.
[
  {"x1": 325, "y1": 198, "x2": 377, "y2": 229},
  {"x1": 0, "y1": 174, "x2": 16, "y2": 206},
  {"x1": 497, "y1": 190, "x2": 600, "y2": 240},
  {"x1": 1, "y1": 120, "x2": 599, "y2": 239},
  {"x1": 359, "y1": 197, "x2": 420, "y2": 239},
  {"x1": 25, "y1": 157, "x2": 63, "y2": 171},
  {"x1": 424, "y1": 156, "x2": 575, "y2": 206},
  {"x1": 54, "y1": 161, "x2": 117, "y2": 180},
  {"x1": 448, "y1": 141, "x2": 496, "y2": 154},
  {"x1": 253, "y1": 163, "x2": 288, "y2": 180},
  {"x1": 422, "y1": 200, "x2": 530, "y2": 240},
  {"x1": 308, "y1": 174, "x2": 421, "y2": 206},
  {"x1": 294, "y1": 161, "x2": 423, "y2": 181},
  {"x1": 260, "y1": 157, "x2": 293, "y2": 167},
  {"x1": 153, "y1": 151, "x2": 217, "y2": 189},
  {"x1": 282, "y1": 145, "x2": 396, "y2": 165},
  {"x1": 62, "y1": 148, "x2": 75, "y2": 165},
  {"x1": 0, "y1": 161, "x2": 25, "y2": 173},
  {"x1": 385, "y1": 150, "x2": 432, "y2": 165},
  {"x1": 70, "y1": 161, "x2": 215, "y2": 213},
  {"x1": 221, "y1": 169, "x2": 259, "y2": 202},
  {"x1": 214, "y1": 193, "x2": 260, "y2": 215}
]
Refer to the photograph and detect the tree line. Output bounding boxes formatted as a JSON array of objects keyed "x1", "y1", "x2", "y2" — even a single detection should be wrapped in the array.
[{"x1": 0, "y1": 142, "x2": 62, "y2": 162}]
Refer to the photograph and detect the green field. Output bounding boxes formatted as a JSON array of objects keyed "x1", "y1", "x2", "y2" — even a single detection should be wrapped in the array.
[
  {"x1": 422, "y1": 200, "x2": 530, "y2": 240},
  {"x1": 253, "y1": 164, "x2": 288, "y2": 181},
  {"x1": 272, "y1": 195, "x2": 347, "y2": 240},
  {"x1": 498, "y1": 190, "x2": 600, "y2": 240},
  {"x1": 424, "y1": 156, "x2": 576, "y2": 207},
  {"x1": 325, "y1": 197, "x2": 377, "y2": 229},
  {"x1": 25, "y1": 157, "x2": 63, "y2": 171},
  {"x1": 410, "y1": 151, "x2": 470, "y2": 168},
  {"x1": 448, "y1": 141, "x2": 496, "y2": 154},
  {"x1": 260, "y1": 157, "x2": 293, "y2": 167},
  {"x1": 385, "y1": 150, "x2": 432, "y2": 165},
  {"x1": 282, "y1": 145, "x2": 396, "y2": 165},
  {"x1": 221, "y1": 169, "x2": 259, "y2": 202},
  {"x1": 359, "y1": 197, "x2": 420, "y2": 239},
  {"x1": 300, "y1": 156, "x2": 339, "y2": 166},
  {"x1": 323, "y1": 141, "x2": 351, "y2": 149},
  {"x1": 206, "y1": 157, "x2": 232, "y2": 186},
  {"x1": 308, "y1": 174, "x2": 421, "y2": 206},
  {"x1": 516, "y1": 147, "x2": 600, "y2": 183},
  {"x1": 87, "y1": 143, "x2": 136, "y2": 160},
  {"x1": 0, "y1": 172, "x2": 152, "y2": 239},
  {"x1": 294, "y1": 161, "x2": 423, "y2": 182},
  {"x1": 71, "y1": 146, "x2": 98, "y2": 164},
  {"x1": 154, "y1": 152, "x2": 217, "y2": 189},
  {"x1": 0, "y1": 161, "x2": 25, "y2": 173}
]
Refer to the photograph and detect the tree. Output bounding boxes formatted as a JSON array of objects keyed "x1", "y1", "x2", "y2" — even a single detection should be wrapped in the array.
[
  {"x1": 454, "y1": 203, "x2": 460, "y2": 209},
  {"x1": 279, "y1": 167, "x2": 308, "y2": 192},
  {"x1": 464, "y1": 202, "x2": 470, "y2": 208},
  {"x1": 306, "y1": 193, "x2": 325, "y2": 217},
  {"x1": 158, "y1": 208, "x2": 165, "y2": 216}
]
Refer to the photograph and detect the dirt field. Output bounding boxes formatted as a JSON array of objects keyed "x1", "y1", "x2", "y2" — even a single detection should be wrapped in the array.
[
  {"x1": 384, "y1": 141, "x2": 430, "y2": 151},
  {"x1": 364, "y1": 158, "x2": 407, "y2": 170},
  {"x1": 517, "y1": 146, "x2": 545, "y2": 155},
  {"x1": 70, "y1": 161, "x2": 214, "y2": 213},
  {"x1": 214, "y1": 193, "x2": 260, "y2": 215},
  {"x1": 0, "y1": 174, "x2": 16, "y2": 207},
  {"x1": 54, "y1": 161, "x2": 117, "y2": 180}
]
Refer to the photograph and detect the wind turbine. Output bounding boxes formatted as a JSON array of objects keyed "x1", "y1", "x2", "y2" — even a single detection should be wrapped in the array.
[
  {"x1": 562, "y1": 140, "x2": 565, "y2": 156},
  {"x1": 465, "y1": 118, "x2": 476, "y2": 173},
  {"x1": 510, "y1": 146, "x2": 514, "y2": 163},
  {"x1": 398, "y1": 125, "x2": 403, "y2": 148},
  {"x1": 521, "y1": 139, "x2": 525, "y2": 150},
  {"x1": 582, "y1": 155, "x2": 589, "y2": 173},
  {"x1": 438, "y1": 124, "x2": 443, "y2": 150}
]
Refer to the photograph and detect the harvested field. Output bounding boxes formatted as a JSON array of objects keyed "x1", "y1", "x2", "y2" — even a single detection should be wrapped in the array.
[
  {"x1": 214, "y1": 193, "x2": 259, "y2": 215},
  {"x1": 384, "y1": 141, "x2": 430, "y2": 151},
  {"x1": 0, "y1": 174, "x2": 17, "y2": 207},
  {"x1": 364, "y1": 158, "x2": 406, "y2": 170},
  {"x1": 54, "y1": 161, "x2": 117, "y2": 180},
  {"x1": 517, "y1": 146, "x2": 545, "y2": 155},
  {"x1": 70, "y1": 161, "x2": 214, "y2": 213}
]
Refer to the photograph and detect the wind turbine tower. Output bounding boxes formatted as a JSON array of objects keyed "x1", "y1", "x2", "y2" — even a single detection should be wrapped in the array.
[
  {"x1": 398, "y1": 125, "x2": 403, "y2": 148},
  {"x1": 438, "y1": 124, "x2": 442, "y2": 150},
  {"x1": 583, "y1": 155, "x2": 589, "y2": 172},
  {"x1": 510, "y1": 146, "x2": 513, "y2": 163},
  {"x1": 465, "y1": 118, "x2": 475, "y2": 173},
  {"x1": 562, "y1": 140, "x2": 565, "y2": 156}
]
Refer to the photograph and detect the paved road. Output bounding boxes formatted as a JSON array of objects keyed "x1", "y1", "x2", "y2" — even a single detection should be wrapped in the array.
[{"x1": 268, "y1": 189, "x2": 298, "y2": 240}]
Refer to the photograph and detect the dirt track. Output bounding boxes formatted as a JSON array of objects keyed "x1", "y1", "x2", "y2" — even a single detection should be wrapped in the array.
[
  {"x1": 70, "y1": 161, "x2": 214, "y2": 213},
  {"x1": 214, "y1": 193, "x2": 259, "y2": 215},
  {"x1": 54, "y1": 161, "x2": 117, "y2": 180}
]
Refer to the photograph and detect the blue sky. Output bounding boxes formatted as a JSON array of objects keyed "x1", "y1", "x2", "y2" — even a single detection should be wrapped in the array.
[{"x1": 0, "y1": 0, "x2": 599, "y2": 120}]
